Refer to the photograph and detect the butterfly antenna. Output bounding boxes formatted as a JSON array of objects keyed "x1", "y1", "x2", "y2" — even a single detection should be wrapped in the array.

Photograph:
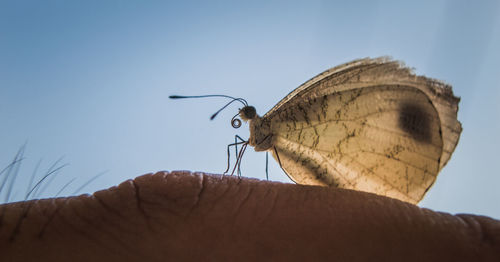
[
  {"x1": 210, "y1": 99, "x2": 244, "y2": 120},
  {"x1": 169, "y1": 94, "x2": 248, "y2": 120}
]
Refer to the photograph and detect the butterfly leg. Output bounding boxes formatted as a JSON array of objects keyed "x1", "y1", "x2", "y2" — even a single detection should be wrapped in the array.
[
  {"x1": 234, "y1": 135, "x2": 246, "y2": 176},
  {"x1": 232, "y1": 142, "x2": 248, "y2": 177},
  {"x1": 265, "y1": 152, "x2": 269, "y2": 181},
  {"x1": 273, "y1": 146, "x2": 283, "y2": 168},
  {"x1": 223, "y1": 135, "x2": 247, "y2": 177}
]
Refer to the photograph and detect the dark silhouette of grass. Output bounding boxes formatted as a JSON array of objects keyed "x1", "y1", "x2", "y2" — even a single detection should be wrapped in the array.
[
  {"x1": 0, "y1": 144, "x2": 26, "y2": 203},
  {"x1": 0, "y1": 145, "x2": 105, "y2": 204}
]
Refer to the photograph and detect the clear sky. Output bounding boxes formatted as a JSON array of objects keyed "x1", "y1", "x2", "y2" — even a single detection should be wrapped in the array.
[{"x1": 1, "y1": 0, "x2": 499, "y2": 219}]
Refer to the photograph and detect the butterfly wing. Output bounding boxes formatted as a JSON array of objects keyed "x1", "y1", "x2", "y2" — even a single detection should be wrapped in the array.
[{"x1": 264, "y1": 57, "x2": 461, "y2": 203}]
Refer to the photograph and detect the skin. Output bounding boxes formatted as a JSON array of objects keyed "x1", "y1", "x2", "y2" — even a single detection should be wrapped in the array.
[{"x1": 0, "y1": 171, "x2": 499, "y2": 261}]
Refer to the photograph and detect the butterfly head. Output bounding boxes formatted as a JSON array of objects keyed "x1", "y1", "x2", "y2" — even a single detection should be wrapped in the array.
[
  {"x1": 229, "y1": 106, "x2": 257, "y2": 129},
  {"x1": 239, "y1": 106, "x2": 257, "y2": 121}
]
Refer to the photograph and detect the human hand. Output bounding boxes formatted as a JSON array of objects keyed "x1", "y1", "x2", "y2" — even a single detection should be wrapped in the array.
[{"x1": 1, "y1": 171, "x2": 499, "y2": 261}]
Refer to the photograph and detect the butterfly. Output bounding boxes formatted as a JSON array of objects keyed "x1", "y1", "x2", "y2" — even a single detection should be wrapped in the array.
[{"x1": 171, "y1": 57, "x2": 462, "y2": 204}]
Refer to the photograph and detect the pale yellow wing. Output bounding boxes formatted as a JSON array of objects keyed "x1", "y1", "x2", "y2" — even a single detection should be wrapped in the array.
[
  {"x1": 265, "y1": 57, "x2": 461, "y2": 171},
  {"x1": 264, "y1": 58, "x2": 461, "y2": 203}
]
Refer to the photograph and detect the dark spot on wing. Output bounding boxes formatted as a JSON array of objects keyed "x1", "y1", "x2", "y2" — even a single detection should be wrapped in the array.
[{"x1": 398, "y1": 103, "x2": 432, "y2": 143}]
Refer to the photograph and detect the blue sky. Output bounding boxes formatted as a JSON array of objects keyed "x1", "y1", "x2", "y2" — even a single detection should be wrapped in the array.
[{"x1": 1, "y1": 0, "x2": 499, "y2": 219}]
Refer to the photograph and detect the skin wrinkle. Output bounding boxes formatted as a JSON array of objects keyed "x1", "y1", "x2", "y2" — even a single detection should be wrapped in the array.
[
  {"x1": 81, "y1": 197, "x2": 135, "y2": 254},
  {"x1": 52, "y1": 199, "x2": 102, "y2": 248},
  {"x1": 93, "y1": 181, "x2": 155, "y2": 233},
  {"x1": 130, "y1": 180, "x2": 150, "y2": 222},
  {"x1": 38, "y1": 198, "x2": 67, "y2": 238},
  {"x1": 454, "y1": 215, "x2": 482, "y2": 244},
  {"x1": 32, "y1": 199, "x2": 62, "y2": 237},
  {"x1": 161, "y1": 172, "x2": 205, "y2": 218},
  {"x1": 476, "y1": 216, "x2": 500, "y2": 247},
  {"x1": 140, "y1": 172, "x2": 187, "y2": 220},
  {"x1": 8, "y1": 200, "x2": 37, "y2": 242},
  {"x1": 160, "y1": 172, "x2": 244, "y2": 258},
  {"x1": 260, "y1": 187, "x2": 278, "y2": 225},
  {"x1": 71, "y1": 197, "x2": 107, "y2": 235},
  {"x1": 4, "y1": 202, "x2": 22, "y2": 241},
  {"x1": 254, "y1": 184, "x2": 279, "y2": 224},
  {"x1": 3, "y1": 202, "x2": 27, "y2": 241},
  {"x1": 132, "y1": 173, "x2": 184, "y2": 248},
  {"x1": 161, "y1": 172, "x2": 207, "y2": 222},
  {"x1": 140, "y1": 173, "x2": 185, "y2": 219},
  {"x1": 65, "y1": 197, "x2": 110, "y2": 248},
  {"x1": 222, "y1": 178, "x2": 249, "y2": 221},
  {"x1": 188, "y1": 172, "x2": 205, "y2": 215},
  {"x1": 457, "y1": 214, "x2": 499, "y2": 247},
  {"x1": 133, "y1": 174, "x2": 194, "y2": 243},
  {"x1": 202, "y1": 175, "x2": 232, "y2": 218},
  {"x1": 141, "y1": 172, "x2": 219, "y2": 243},
  {"x1": 436, "y1": 212, "x2": 478, "y2": 245},
  {"x1": 92, "y1": 193, "x2": 127, "y2": 220},
  {"x1": 233, "y1": 185, "x2": 254, "y2": 221},
  {"x1": 88, "y1": 216, "x2": 134, "y2": 257}
]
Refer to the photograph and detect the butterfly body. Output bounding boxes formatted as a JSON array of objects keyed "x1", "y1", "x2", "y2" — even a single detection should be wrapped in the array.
[{"x1": 242, "y1": 57, "x2": 461, "y2": 204}]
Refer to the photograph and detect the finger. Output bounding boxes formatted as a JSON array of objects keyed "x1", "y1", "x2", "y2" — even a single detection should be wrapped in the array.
[{"x1": 0, "y1": 171, "x2": 499, "y2": 261}]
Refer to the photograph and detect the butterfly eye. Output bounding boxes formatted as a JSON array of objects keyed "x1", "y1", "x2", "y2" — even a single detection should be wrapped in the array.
[{"x1": 231, "y1": 118, "x2": 242, "y2": 128}]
